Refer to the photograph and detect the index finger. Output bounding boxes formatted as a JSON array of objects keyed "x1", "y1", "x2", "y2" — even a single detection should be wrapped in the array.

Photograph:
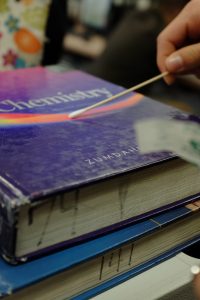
[{"x1": 157, "y1": 9, "x2": 189, "y2": 73}]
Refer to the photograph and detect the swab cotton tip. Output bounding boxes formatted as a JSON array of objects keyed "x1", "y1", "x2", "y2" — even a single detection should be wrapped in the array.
[{"x1": 68, "y1": 109, "x2": 86, "y2": 119}]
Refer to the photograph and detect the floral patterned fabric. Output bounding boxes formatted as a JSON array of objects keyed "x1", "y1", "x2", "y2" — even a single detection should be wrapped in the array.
[{"x1": 0, "y1": 0, "x2": 51, "y2": 70}]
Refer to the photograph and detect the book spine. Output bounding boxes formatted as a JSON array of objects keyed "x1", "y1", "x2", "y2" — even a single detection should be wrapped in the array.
[
  {"x1": 0, "y1": 173, "x2": 30, "y2": 263},
  {"x1": 0, "y1": 192, "x2": 17, "y2": 263}
]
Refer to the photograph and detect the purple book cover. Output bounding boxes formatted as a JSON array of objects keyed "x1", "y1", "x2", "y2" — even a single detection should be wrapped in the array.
[
  {"x1": 0, "y1": 67, "x2": 197, "y2": 262},
  {"x1": 0, "y1": 67, "x2": 178, "y2": 196}
]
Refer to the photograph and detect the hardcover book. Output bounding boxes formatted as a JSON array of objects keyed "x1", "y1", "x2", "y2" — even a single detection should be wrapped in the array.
[
  {"x1": 92, "y1": 252, "x2": 200, "y2": 300},
  {"x1": 0, "y1": 67, "x2": 200, "y2": 263},
  {"x1": 0, "y1": 203, "x2": 199, "y2": 300}
]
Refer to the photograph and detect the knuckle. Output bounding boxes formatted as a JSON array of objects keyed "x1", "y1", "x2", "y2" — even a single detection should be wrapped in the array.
[{"x1": 187, "y1": 47, "x2": 200, "y2": 63}]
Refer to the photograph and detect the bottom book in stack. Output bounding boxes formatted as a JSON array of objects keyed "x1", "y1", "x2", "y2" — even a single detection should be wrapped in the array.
[
  {"x1": 0, "y1": 201, "x2": 200, "y2": 300},
  {"x1": 93, "y1": 252, "x2": 200, "y2": 300}
]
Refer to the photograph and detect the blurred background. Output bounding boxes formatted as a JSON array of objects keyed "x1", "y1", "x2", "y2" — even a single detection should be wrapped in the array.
[
  {"x1": 41, "y1": 0, "x2": 200, "y2": 115},
  {"x1": 1, "y1": 0, "x2": 199, "y2": 113}
]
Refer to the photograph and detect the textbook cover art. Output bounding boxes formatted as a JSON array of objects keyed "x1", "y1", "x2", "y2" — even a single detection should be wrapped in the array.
[{"x1": 0, "y1": 67, "x2": 183, "y2": 197}]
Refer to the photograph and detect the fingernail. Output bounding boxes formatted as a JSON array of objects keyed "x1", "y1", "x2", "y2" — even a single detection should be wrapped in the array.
[{"x1": 166, "y1": 55, "x2": 184, "y2": 72}]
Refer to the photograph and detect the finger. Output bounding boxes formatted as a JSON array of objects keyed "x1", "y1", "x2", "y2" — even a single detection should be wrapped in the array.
[
  {"x1": 157, "y1": 3, "x2": 190, "y2": 73},
  {"x1": 157, "y1": 25, "x2": 185, "y2": 75},
  {"x1": 157, "y1": 0, "x2": 200, "y2": 83},
  {"x1": 157, "y1": 17, "x2": 187, "y2": 84},
  {"x1": 194, "y1": 273, "x2": 200, "y2": 300},
  {"x1": 165, "y1": 43, "x2": 200, "y2": 74},
  {"x1": 157, "y1": 37, "x2": 177, "y2": 84}
]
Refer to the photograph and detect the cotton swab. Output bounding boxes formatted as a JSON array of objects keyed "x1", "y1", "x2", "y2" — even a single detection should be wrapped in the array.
[{"x1": 68, "y1": 72, "x2": 169, "y2": 119}]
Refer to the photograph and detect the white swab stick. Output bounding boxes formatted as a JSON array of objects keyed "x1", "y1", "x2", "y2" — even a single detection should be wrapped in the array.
[{"x1": 69, "y1": 72, "x2": 169, "y2": 119}]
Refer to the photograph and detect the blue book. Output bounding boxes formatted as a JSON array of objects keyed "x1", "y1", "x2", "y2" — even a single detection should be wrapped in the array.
[
  {"x1": 0, "y1": 67, "x2": 200, "y2": 263},
  {"x1": 0, "y1": 202, "x2": 199, "y2": 300}
]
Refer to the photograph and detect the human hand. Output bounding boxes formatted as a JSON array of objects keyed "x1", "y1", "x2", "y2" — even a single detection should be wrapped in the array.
[
  {"x1": 194, "y1": 272, "x2": 200, "y2": 299},
  {"x1": 191, "y1": 266, "x2": 200, "y2": 299},
  {"x1": 157, "y1": 0, "x2": 200, "y2": 84}
]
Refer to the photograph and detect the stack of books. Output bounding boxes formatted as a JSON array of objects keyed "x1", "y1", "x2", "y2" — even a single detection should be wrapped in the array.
[{"x1": 0, "y1": 67, "x2": 199, "y2": 299}]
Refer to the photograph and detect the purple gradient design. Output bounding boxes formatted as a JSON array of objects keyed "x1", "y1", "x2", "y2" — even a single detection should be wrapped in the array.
[{"x1": 0, "y1": 68, "x2": 181, "y2": 198}]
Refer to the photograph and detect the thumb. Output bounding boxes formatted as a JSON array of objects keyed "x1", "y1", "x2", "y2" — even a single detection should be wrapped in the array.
[
  {"x1": 194, "y1": 273, "x2": 200, "y2": 300},
  {"x1": 165, "y1": 43, "x2": 200, "y2": 74}
]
